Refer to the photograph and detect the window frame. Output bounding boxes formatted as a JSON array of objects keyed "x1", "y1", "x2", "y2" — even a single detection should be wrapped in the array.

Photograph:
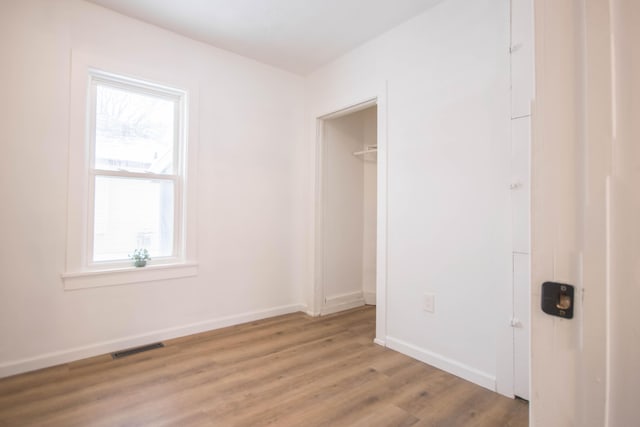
[
  {"x1": 86, "y1": 71, "x2": 185, "y2": 268},
  {"x1": 63, "y1": 51, "x2": 198, "y2": 290}
]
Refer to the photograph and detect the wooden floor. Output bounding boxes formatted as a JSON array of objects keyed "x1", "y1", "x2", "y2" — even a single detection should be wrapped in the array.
[{"x1": 0, "y1": 306, "x2": 528, "y2": 426}]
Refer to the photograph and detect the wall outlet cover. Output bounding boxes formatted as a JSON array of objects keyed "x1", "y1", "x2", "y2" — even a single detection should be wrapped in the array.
[{"x1": 423, "y1": 293, "x2": 435, "y2": 313}]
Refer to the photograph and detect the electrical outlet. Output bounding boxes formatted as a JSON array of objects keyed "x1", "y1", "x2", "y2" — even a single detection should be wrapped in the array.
[{"x1": 423, "y1": 293, "x2": 435, "y2": 313}]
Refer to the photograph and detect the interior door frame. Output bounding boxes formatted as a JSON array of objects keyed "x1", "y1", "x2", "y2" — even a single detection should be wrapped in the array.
[{"x1": 313, "y1": 88, "x2": 388, "y2": 345}]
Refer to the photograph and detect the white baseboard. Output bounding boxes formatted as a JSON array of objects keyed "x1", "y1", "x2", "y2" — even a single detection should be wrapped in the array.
[
  {"x1": 373, "y1": 337, "x2": 386, "y2": 346},
  {"x1": 385, "y1": 336, "x2": 496, "y2": 392},
  {"x1": 363, "y1": 291, "x2": 376, "y2": 305},
  {"x1": 321, "y1": 291, "x2": 365, "y2": 315},
  {"x1": 0, "y1": 303, "x2": 306, "y2": 379}
]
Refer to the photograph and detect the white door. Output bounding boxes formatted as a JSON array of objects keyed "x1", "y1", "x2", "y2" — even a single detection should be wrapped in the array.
[
  {"x1": 513, "y1": 253, "x2": 530, "y2": 399},
  {"x1": 510, "y1": 0, "x2": 533, "y2": 401},
  {"x1": 511, "y1": 116, "x2": 531, "y2": 400}
]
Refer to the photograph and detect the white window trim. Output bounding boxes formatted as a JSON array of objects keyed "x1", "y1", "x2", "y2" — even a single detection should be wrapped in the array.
[
  {"x1": 63, "y1": 50, "x2": 199, "y2": 290},
  {"x1": 62, "y1": 262, "x2": 198, "y2": 290},
  {"x1": 87, "y1": 70, "x2": 185, "y2": 268}
]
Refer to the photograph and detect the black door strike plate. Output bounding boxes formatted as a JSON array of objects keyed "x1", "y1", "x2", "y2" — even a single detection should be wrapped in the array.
[{"x1": 541, "y1": 282, "x2": 574, "y2": 319}]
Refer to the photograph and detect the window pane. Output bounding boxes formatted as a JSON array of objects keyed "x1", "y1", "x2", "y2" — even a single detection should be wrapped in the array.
[
  {"x1": 93, "y1": 176, "x2": 175, "y2": 262},
  {"x1": 95, "y1": 83, "x2": 176, "y2": 174}
]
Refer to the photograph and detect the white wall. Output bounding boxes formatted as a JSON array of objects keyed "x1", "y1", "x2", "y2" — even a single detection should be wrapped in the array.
[
  {"x1": 0, "y1": 0, "x2": 305, "y2": 377},
  {"x1": 322, "y1": 112, "x2": 366, "y2": 308},
  {"x1": 305, "y1": 0, "x2": 511, "y2": 390}
]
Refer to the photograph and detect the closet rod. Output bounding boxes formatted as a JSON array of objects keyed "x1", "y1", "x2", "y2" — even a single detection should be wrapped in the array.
[{"x1": 353, "y1": 145, "x2": 378, "y2": 156}]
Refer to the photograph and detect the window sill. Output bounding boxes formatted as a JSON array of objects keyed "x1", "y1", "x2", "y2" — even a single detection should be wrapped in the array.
[{"x1": 62, "y1": 262, "x2": 198, "y2": 290}]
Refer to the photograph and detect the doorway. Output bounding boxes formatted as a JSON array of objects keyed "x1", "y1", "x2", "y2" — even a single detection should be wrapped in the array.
[{"x1": 315, "y1": 101, "x2": 378, "y2": 317}]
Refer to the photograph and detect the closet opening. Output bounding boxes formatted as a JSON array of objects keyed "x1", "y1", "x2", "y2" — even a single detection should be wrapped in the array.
[{"x1": 315, "y1": 100, "x2": 378, "y2": 322}]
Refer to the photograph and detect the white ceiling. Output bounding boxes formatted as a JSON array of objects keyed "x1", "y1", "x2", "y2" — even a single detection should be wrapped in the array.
[{"x1": 87, "y1": 0, "x2": 443, "y2": 75}]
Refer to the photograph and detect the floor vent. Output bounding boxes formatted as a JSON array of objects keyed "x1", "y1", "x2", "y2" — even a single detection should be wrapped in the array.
[{"x1": 111, "y1": 342, "x2": 164, "y2": 359}]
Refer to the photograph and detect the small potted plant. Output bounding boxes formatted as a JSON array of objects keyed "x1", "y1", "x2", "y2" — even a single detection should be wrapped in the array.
[{"x1": 129, "y1": 248, "x2": 151, "y2": 267}]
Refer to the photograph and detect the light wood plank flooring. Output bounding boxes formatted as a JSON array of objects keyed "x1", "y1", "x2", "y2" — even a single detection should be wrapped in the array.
[{"x1": 0, "y1": 306, "x2": 528, "y2": 426}]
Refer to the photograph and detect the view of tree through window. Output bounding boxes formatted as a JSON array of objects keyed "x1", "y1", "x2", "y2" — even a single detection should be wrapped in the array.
[{"x1": 91, "y1": 77, "x2": 181, "y2": 263}]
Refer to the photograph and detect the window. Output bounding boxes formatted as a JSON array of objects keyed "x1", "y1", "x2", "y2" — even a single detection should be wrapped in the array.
[
  {"x1": 62, "y1": 55, "x2": 198, "y2": 290},
  {"x1": 88, "y1": 72, "x2": 184, "y2": 265}
]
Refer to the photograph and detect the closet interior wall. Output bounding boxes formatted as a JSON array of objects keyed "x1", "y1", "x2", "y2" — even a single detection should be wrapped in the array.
[{"x1": 321, "y1": 106, "x2": 377, "y2": 314}]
